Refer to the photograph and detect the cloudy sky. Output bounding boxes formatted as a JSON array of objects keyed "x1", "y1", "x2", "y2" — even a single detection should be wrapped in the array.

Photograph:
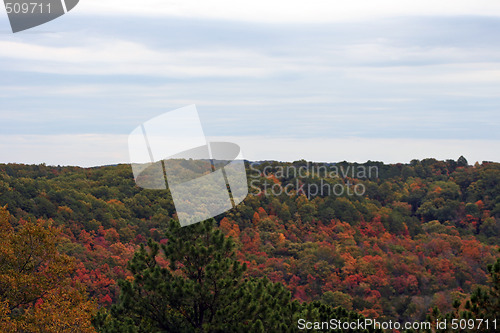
[{"x1": 1, "y1": 0, "x2": 499, "y2": 166}]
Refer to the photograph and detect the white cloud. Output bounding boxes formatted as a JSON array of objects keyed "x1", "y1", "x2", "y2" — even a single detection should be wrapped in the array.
[
  {"x1": 0, "y1": 39, "x2": 293, "y2": 77},
  {"x1": 0, "y1": 134, "x2": 128, "y2": 167},
  {"x1": 346, "y1": 63, "x2": 500, "y2": 85},
  {"x1": 215, "y1": 136, "x2": 500, "y2": 164},
  {"x1": 76, "y1": 0, "x2": 500, "y2": 23},
  {"x1": 1, "y1": 8, "x2": 498, "y2": 159},
  {"x1": 2, "y1": 35, "x2": 500, "y2": 86},
  {"x1": 1, "y1": 134, "x2": 498, "y2": 167}
]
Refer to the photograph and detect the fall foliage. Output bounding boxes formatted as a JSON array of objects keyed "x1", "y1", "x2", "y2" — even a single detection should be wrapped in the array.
[
  {"x1": 0, "y1": 158, "x2": 498, "y2": 330},
  {"x1": 0, "y1": 206, "x2": 97, "y2": 332}
]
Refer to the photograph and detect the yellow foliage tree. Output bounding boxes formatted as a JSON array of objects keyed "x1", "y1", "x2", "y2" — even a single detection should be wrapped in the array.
[{"x1": 0, "y1": 206, "x2": 97, "y2": 332}]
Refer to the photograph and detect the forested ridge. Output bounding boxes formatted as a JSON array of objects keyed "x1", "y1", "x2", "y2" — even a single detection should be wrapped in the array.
[{"x1": 0, "y1": 158, "x2": 499, "y2": 332}]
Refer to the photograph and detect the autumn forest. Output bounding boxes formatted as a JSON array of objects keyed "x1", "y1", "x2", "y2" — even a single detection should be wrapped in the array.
[{"x1": 0, "y1": 157, "x2": 499, "y2": 332}]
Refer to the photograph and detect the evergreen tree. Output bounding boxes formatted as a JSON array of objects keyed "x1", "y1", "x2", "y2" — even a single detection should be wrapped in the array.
[
  {"x1": 94, "y1": 219, "x2": 380, "y2": 332},
  {"x1": 457, "y1": 156, "x2": 469, "y2": 167}
]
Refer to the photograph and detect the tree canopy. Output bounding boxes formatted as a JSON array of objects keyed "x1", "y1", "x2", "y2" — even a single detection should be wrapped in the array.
[
  {"x1": 94, "y1": 219, "x2": 379, "y2": 333},
  {"x1": 0, "y1": 206, "x2": 97, "y2": 332}
]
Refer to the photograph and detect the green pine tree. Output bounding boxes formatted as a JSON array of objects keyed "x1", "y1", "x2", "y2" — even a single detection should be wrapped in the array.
[{"x1": 93, "y1": 219, "x2": 380, "y2": 333}]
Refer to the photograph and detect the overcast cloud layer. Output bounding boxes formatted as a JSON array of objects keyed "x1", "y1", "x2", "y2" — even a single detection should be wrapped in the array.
[{"x1": 0, "y1": 1, "x2": 499, "y2": 165}]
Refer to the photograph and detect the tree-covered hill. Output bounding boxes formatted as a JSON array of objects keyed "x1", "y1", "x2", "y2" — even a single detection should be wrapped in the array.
[{"x1": 0, "y1": 158, "x2": 498, "y2": 330}]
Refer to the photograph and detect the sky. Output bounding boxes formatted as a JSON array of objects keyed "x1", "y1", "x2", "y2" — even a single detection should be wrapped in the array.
[{"x1": 0, "y1": 0, "x2": 499, "y2": 166}]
